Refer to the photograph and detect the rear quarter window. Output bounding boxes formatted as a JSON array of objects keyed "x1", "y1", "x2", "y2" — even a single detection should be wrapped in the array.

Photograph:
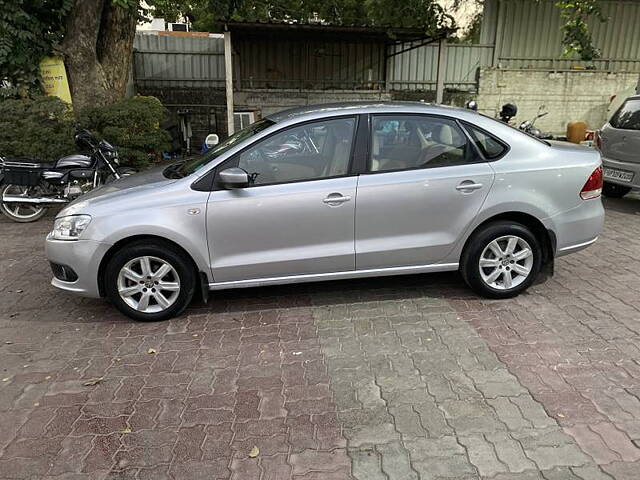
[
  {"x1": 462, "y1": 122, "x2": 509, "y2": 159},
  {"x1": 610, "y1": 99, "x2": 640, "y2": 130}
]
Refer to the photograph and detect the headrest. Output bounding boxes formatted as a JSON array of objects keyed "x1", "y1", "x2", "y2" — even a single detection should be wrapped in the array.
[{"x1": 435, "y1": 124, "x2": 454, "y2": 145}]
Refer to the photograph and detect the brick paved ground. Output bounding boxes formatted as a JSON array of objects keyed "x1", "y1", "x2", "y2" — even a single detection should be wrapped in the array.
[{"x1": 2, "y1": 195, "x2": 640, "y2": 479}]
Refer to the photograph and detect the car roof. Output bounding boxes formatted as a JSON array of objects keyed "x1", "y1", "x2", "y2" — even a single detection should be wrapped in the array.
[{"x1": 265, "y1": 101, "x2": 469, "y2": 123}]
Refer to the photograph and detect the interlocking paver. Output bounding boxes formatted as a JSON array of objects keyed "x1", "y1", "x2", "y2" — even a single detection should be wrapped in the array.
[{"x1": 3, "y1": 196, "x2": 640, "y2": 478}]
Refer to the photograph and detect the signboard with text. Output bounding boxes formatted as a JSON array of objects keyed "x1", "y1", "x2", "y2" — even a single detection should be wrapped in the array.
[{"x1": 40, "y1": 57, "x2": 72, "y2": 104}]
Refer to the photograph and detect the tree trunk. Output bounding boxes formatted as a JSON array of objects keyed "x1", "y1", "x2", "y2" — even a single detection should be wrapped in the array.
[{"x1": 61, "y1": 0, "x2": 137, "y2": 114}]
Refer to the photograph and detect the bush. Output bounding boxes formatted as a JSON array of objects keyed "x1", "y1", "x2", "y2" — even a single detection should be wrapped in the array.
[
  {"x1": 0, "y1": 96, "x2": 75, "y2": 161},
  {"x1": 79, "y1": 96, "x2": 171, "y2": 168},
  {"x1": 0, "y1": 95, "x2": 171, "y2": 168}
]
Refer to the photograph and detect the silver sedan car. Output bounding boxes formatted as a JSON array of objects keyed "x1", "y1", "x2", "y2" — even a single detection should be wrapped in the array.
[{"x1": 46, "y1": 102, "x2": 604, "y2": 321}]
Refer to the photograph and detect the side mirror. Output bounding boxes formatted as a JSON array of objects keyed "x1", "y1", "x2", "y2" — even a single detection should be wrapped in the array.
[
  {"x1": 205, "y1": 133, "x2": 219, "y2": 149},
  {"x1": 218, "y1": 167, "x2": 249, "y2": 188}
]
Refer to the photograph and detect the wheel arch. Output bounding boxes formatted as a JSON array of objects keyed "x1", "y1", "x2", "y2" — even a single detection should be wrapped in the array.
[
  {"x1": 97, "y1": 234, "x2": 205, "y2": 297},
  {"x1": 461, "y1": 211, "x2": 556, "y2": 265}
]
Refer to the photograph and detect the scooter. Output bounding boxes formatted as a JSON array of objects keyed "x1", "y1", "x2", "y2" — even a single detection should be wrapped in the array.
[{"x1": 0, "y1": 130, "x2": 135, "y2": 223}]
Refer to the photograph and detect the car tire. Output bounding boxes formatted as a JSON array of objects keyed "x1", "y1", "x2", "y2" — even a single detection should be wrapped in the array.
[
  {"x1": 602, "y1": 182, "x2": 631, "y2": 198},
  {"x1": 461, "y1": 221, "x2": 542, "y2": 299},
  {"x1": 104, "y1": 240, "x2": 196, "y2": 321}
]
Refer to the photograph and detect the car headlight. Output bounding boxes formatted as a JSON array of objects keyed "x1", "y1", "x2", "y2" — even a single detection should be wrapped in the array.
[{"x1": 52, "y1": 215, "x2": 92, "y2": 241}]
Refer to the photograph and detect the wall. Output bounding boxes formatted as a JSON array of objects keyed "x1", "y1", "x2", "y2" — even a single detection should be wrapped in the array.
[
  {"x1": 476, "y1": 69, "x2": 639, "y2": 134},
  {"x1": 387, "y1": 43, "x2": 494, "y2": 91},
  {"x1": 234, "y1": 90, "x2": 392, "y2": 117},
  {"x1": 234, "y1": 37, "x2": 386, "y2": 90}
]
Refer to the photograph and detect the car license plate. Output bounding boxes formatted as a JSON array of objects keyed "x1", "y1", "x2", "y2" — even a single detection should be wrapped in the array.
[{"x1": 604, "y1": 168, "x2": 634, "y2": 183}]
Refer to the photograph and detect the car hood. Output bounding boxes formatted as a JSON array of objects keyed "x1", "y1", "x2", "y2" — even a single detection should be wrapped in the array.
[{"x1": 59, "y1": 165, "x2": 178, "y2": 216}]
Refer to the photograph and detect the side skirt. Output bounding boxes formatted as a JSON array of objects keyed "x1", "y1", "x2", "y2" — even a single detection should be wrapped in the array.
[{"x1": 208, "y1": 263, "x2": 459, "y2": 291}]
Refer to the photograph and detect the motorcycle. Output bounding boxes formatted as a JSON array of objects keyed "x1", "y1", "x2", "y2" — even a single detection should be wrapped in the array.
[
  {"x1": 0, "y1": 130, "x2": 135, "y2": 223},
  {"x1": 518, "y1": 105, "x2": 554, "y2": 140},
  {"x1": 467, "y1": 100, "x2": 554, "y2": 140}
]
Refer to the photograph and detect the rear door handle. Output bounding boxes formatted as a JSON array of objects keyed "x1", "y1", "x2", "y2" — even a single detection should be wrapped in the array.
[
  {"x1": 456, "y1": 181, "x2": 483, "y2": 192},
  {"x1": 323, "y1": 193, "x2": 352, "y2": 205}
]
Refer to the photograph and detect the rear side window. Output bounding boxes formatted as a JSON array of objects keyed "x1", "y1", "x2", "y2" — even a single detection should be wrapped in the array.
[
  {"x1": 464, "y1": 124, "x2": 508, "y2": 159},
  {"x1": 610, "y1": 99, "x2": 640, "y2": 130},
  {"x1": 368, "y1": 115, "x2": 480, "y2": 172}
]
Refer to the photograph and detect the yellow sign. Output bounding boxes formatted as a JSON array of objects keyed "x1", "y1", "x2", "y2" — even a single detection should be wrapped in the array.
[{"x1": 40, "y1": 56, "x2": 72, "y2": 104}]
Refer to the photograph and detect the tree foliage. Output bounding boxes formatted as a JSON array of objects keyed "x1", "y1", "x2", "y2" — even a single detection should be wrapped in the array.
[
  {"x1": 152, "y1": 0, "x2": 456, "y2": 34},
  {"x1": 0, "y1": 0, "x2": 73, "y2": 96},
  {"x1": 78, "y1": 95, "x2": 171, "y2": 167},
  {"x1": 556, "y1": 0, "x2": 606, "y2": 61}
]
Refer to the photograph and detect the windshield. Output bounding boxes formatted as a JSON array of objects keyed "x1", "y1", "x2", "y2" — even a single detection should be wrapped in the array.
[
  {"x1": 167, "y1": 118, "x2": 275, "y2": 178},
  {"x1": 610, "y1": 99, "x2": 640, "y2": 130}
]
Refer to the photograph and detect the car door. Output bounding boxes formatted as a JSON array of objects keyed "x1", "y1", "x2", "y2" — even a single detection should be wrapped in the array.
[
  {"x1": 206, "y1": 116, "x2": 359, "y2": 283},
  {"x1": 355, "y1": 114, "x2": 496, "y2": 270}
]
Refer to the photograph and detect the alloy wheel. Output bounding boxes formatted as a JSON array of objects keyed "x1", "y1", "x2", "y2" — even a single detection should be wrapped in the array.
[
  {"x1": 117, "y1": 256, "x2": 181, "y2": 313},
  {"x1": 1, "y1": 184, "x2": 46, "y2": 221},
  {"x1": 479, "y1": 235, "x2": 534, "y2": 290}
]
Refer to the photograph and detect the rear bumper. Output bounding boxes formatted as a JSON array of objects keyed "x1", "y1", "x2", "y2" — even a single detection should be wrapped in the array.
[
  {"x1": 547, "y1": 198, "x2": 605, "y2": 258},
  {"x1": 601, "y1": 156, "x2": 640, "y2": 189},
  {"x1": 45, "y1": 235, "x2": 111, "y2": 298}
]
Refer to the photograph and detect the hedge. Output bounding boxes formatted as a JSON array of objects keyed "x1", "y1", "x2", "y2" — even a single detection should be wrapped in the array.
[{"x1": 0, "y1": 95, "x2": 171, "y2": 168}]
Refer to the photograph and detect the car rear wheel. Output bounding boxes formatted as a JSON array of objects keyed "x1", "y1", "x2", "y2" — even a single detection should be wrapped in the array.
[
  {"x1": 602, "y1": 181, "x2": 631, "y2": 198},
  {"x1": 105, "y1": 241, "x2": 196, "y2": 321},
  {"x1": 461, "y1": 221, "x2": 542, "y2": 299}
]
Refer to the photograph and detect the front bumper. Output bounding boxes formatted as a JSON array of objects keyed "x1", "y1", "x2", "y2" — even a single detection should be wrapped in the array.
[
  {"x1": 45, "y1": 235, "x2": 112, "y2": 298},
  {"x1": 601, "y1": 156, "x2": 640, "y2": 189}
]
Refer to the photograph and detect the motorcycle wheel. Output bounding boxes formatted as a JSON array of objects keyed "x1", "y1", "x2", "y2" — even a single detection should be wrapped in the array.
[{"x1": 0, "y1": 184, "x2": 48, "y2": 223}]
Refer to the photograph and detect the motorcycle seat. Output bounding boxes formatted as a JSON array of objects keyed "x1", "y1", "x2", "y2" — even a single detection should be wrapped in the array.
[{"x1": 3, "y1": 158, "x2": 51, "y2": 169}]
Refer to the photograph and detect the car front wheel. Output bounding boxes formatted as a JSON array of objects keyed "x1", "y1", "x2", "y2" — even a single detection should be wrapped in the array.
[
  {"x1": 104, "y1": 240, "x2": 196, "y2": 321},
  {"x1": 461, "y1": 221, "x2": 542, "y2": 299}
]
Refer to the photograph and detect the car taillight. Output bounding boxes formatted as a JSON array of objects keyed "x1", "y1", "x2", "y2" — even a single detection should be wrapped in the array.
[{"x1": 580, "y1": 166, "x2": 603, "y2": 200}]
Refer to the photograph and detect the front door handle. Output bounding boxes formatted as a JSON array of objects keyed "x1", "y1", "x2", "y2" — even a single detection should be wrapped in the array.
[
  {"x1": 456, "y1": 181, "x2": 483, "y2": 192},
  {"x1": 323, "y1": 193, "x2": 352, "y2": 205}
]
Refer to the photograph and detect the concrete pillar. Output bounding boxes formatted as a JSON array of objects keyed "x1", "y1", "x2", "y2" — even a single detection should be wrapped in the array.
[{"x1": 224, "y1": 30, "x2": 234, "y2": 136}]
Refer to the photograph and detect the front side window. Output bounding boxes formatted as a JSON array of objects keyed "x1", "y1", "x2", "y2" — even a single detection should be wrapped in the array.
[
  {"x1": 610, "y1": 99, "x2": 640, "y2": 130},
  {"x1": 230, "y1": 117, "x2": 357, "y2": 186},
  {"x1": 174, "y1": 118, "x2": 274, "y2": 178},
  {"x1": 368, "y1": 115, "x2": 477, "y2": 172}
]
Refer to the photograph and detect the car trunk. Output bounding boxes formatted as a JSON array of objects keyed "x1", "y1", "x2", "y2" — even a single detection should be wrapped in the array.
[{"x1": 600, "y1": 98, "x2": 640, "y2": 164}]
